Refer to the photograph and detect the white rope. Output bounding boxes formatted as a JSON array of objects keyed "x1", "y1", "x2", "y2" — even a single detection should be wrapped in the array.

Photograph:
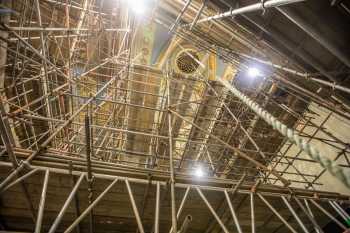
[{"x1": 218, "y1": 77, "x2": 350, "y2": 188}]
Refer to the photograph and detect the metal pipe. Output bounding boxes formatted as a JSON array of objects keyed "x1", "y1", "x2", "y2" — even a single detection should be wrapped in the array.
[
  {"x1": 8, "y1": 147, "x2": 313, "y2": 182},
  {"x1": 0, "y1": 98, "x2": 18, "y2": 166},
  {"x1": 169, "y1": 109, "x2": 289, "y2": 186},
  {"x1": 250, "y1": 193, "x2": 255, "y2": 233},
  {"x1": 277, "y1": 7, "x2": 350, "y2": 68},
  {"x1": 170, "y1": 16, "x2": 350, "y2": 120},
  {"x1": 68, "y1": 162, "x2": 82, "y2": 233},
  {"x1": 178, "y1": 215, "x2": 192, "y2": 233},
  {"x1": 205, "y1": 173, "x2": 246, "y2": 233},
  {"x1": 309, "y1": 199, "x2": 347, "y2": 230},
  {"x1": 1, "y1": 147, "x2": 334, "y2": 193},
  {"x1": 64, "y1": 178, "x2": 118, "y2": 233},
  {"x1": 195, "y1": 187, "x2": 230, "y2": 233},
  {"x1": 0, "y1": 24, "x2": 71, "y2": 81},
  {"x1": 68, "y1": 0, "x2": 88, "y2": 59},
  {"x1": 170, "y1": 0, "x2": 193, "y2": 32},
  {"x1": 281, "y1": 196, "x2": 310, "y2": 233},
  {"x1": 203, "y1": 77, "x2": 269, "y2": 163},
  {"x1": 35, "y1": 0, "x2": 57, "y2": 148},
  {"x1": 0, "y1": 165, "x2": 25, "y2": 191},
  {"x1": 9, "y1": 33, "x2": 90, "y2": 41},
  {"x1": 85, "y1": 114, "x2": 94, "y2": 233},
  {"x1": 239, "y1": 51, "x2": 350, "y2": 95},
  {"x1": 302, "y1": 199, "x2": 323, "y2": 233},
  {"x1": 44, "y1": 0, "x2": 106, "y2": 15},
  {"x1": 232, "y1": 173, "x2": 247, "y2": 195},
  {"x1": 310, "y1": 76, "x2": 350, "y2": 95},
  {"x1": 0, "y1": 62, "x2": 125, "y2": 189},
  {"x1": 190, "y1": 0, "x2": 305, "y2": 25},
  {"x1": 8, "y1": 27, "x2": 129, "y2": 32},
  {"x1": 0, "y1": 98, "x2": 16, "y2": 147},
  {"x1": 48, "y1": 173, "x2": 85, "y2": 233},
  {"x1": 224, "y1": 190, "x2": 242, "y2": 233},
  {"x1": 331, "y1": 201, "x2": 350, "y2": 219},
  {"x1": 258, "y1": 194, "x2": 298, "y2": 233},
  {"x1": 216, "y1": 75, "x2": 350, "y2": 188},
  {"x1": 154, "y1": 182, "x2": 160, "y2": 233},
  {"x1": 304, "y1": 198, "x2": 323, "y2": 233},
  {"x1": 1, "y1": 160, "x2": 349, "y2": 201},
  {"x1": 0, "y1": 168, "x2": 39, "y2": 193},
  {"x1": 125, "y1": 179, "x2": 145, "y2": 233},
  {"x1": 329, "y1": 201, "x2": 348, "y2": 222},
  {"x1": 168, "y1": 186, "x2": 191, "y2": 233},
  {"x1": 241, "y1": 14, "x2": 338, "y2": 83},
  {"x1": 177, "y1": 186, "x2": 191, "y2": 218},
  {"x1": 166, "y1": 65, "x2": 177, "y2": 233},
  {"x1": 35, "y1": 169, "x2": 50, "y2": 233},
  {"x1": 190, "y1": 0, "x2": 207, "y2": 30}
]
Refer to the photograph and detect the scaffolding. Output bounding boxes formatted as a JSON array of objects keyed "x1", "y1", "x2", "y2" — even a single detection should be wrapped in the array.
[{"x1": 0, "y1": 0, "x2": 350, "y2": 233}]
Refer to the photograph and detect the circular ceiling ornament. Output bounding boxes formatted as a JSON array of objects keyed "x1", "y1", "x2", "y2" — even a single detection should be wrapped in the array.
[{"x1": 175, "y1": 49, "x2": 200, "y2": 75}]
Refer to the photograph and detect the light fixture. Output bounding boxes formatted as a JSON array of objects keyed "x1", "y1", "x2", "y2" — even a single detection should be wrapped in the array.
[
  {"x1": 128, "y1": 0, "x2": 146, "y2": 14},
  {"x1": 194, "y1": 166, "x2": 204, "y2": 177},
  {"x1": 247, "y1": 67, "x2": 261, "y2": 78}
]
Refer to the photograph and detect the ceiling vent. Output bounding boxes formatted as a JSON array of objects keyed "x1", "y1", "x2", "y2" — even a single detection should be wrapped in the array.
[{"x1": 175, "y1": 49, "x2": 200, "y2": 75}]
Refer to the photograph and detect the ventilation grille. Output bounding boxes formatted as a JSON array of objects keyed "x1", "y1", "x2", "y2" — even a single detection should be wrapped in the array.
[{"x1": 175, "y1": 50, "x2": 200, "y2": 74}]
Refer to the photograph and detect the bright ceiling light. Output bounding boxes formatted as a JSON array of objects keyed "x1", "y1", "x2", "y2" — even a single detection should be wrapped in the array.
[
  {"x1": 128, "y1": 0, "x2": 146, "y2": 14},
  {"x1": 194, "y1": 167, "x2": 204, "y2": 177},
  {"x1": 247, "y1": 67, "x2": 261, "y2": 78}
]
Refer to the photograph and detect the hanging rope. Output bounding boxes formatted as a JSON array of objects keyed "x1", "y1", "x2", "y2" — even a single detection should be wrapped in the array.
[{"x1": 217, "y1": 77, "x2": 350, "y2": 188}]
